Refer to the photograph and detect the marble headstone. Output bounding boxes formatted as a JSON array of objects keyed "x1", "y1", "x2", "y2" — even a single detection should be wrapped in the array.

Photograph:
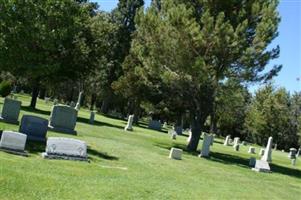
[
  {"x1": 288, "y1": 148, "x2": 297, "y2": 159},
  {"x1": 252, "y1": 160, "x2": 271, "y2": 173},
  {"x1": 48, "y1": 105, "x2": 78, "y2": 135},
  {"x1": 224, "y1": 135, "x2": 231, "y2": 146},
  {"x1": 0, "y1": 131, "x2": 27, "y2": 156},
  {"x1": 89, "y1": 111, "x2": 95, "y2": 125},
  {"x1": 148, "y1": 120, "x2": 162, "y2": 131},
  {"x1": 42, "y1": 137, "x2": 87, "y2": 161},
  {"x1": 259, "y1": 148, "x2": 265, "y2": 156},
  {"x1": 75, "y1": 92, "x2": 83, "y2": 110},
  {"x1": 233, "y1": 137, "x2": 240, "y2": 147},
  {"x1": 261, "y1": 137, "x2": 273, "y2": 163},
  {"x1": 19, "y1": 115, "x2": 48, "y2": 142},
  {"x1": 199, "y1": 134, "x2": 212, "y2": 157},
  {"x1": 248, "y1": 146, "x2": 256, "y2": 154},
  {"x1": 124, "y1": 115, "x2": 134, "y2": 131},
  {"x1": 0, "y1": 98, "x2": 21, "y2": 124},
  {"x1": 234, "y1": 144, "x2": 240, "y2": 151},
  {"x1": 169, "y1": 147, "x2": 182, "y2": 160},
  {"x1": 187, "y1": 130, "x2": 192, "y2": 143}
]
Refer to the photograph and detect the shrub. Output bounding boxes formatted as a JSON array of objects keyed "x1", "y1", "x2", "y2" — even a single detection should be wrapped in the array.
[{"x1": 0, "y1": 81, "x2": 12, "y2": 97}]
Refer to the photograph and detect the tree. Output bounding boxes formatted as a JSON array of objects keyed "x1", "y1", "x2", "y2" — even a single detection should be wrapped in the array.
[
  {"x1": 117, "y1": 0, "x2": 281, "y2": 151},
  {"x1": 0, "y1": 0, "x2": 96, "y2": 108}
]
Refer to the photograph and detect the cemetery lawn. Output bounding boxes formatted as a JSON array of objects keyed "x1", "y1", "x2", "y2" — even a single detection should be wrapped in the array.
[{"x1": 0, "y1": 95, "x2": 301, "y2": 200}]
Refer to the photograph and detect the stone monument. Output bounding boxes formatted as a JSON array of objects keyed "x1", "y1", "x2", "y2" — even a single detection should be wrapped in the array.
[
  {"x1": 261, "y1": 137, "x2": 273, "y2": 163},
  {"x1": 224, "y1": 135, "x2": 231, "y2": 146},
  {"x1": 0, "y1": 131, "x2": 27, "y2": 156},
  {"x1": 199, "y1": 134, "x2": 212, "y2": 157},
  {"x1": 124, "y1": 115, "x2": 134, "y2": 131},
  {"x1": 0, "y1": 98, "x2": 21, "y2": 124},
  {"x1": 169, "y1": 147, "x2": 182, "y2": 160},
  {"x1": 19, "y1": 115, "x2": 48, "y2": 142}
]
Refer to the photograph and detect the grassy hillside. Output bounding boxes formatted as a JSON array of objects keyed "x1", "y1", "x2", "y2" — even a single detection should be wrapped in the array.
[{"x1": 0, "y1": 95, "x2": 300, "y2": 200}]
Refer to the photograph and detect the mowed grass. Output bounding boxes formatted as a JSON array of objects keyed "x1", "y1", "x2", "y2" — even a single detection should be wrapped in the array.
[{"x1": 0, "y1": 95, "x2": 300, "y2": 200}]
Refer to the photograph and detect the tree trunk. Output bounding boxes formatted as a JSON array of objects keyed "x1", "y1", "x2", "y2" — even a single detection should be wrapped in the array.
[
  {"x1": 133, "y1": 103, "x2": 140, "y2": 124},
  {"x1": 175, "y1": 113, "x2": 183, "y2": 135},
  {"x1": 210, "y1": 111, "x2": 218, "y2": 134},
  {"x1": 30, "y1": 81, "x2": 40, "y2": 109},
  {"x1": 187, "y1": 113, "x2": 205, "y2": 152},
  {"x1": 90, "y1": 93, "x2": 96, "y2": 111},
  {"x1": 101, "y1": 97, "x2": 111, "y2": 114}
]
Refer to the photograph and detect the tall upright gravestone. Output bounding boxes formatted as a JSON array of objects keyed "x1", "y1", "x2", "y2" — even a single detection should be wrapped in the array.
[
  {"x1": 199, "y1": 134, "x2": 212, "y2": 157},
  {"x1": 19, "y1": 115, "x2": 48, "y2": 142},
  {"x1": 224, "y1": 135, "x2": 231, "y2": 146},
  {"x1": 48, "y1": 105, "x2": 77, "y2": 135},
  {"x1": 124, "y1": 115, "x2": 134, "y2": 131},
  {"x1": 0, "y1": 98, "x2": 21, "y2": 124},
  {"x1": 261, "y1": 137, "x2": 273, "y2": 163}
]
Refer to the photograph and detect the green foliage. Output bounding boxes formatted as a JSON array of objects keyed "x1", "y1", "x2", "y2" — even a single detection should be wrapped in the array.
[
  {"x1": 245, "y1": 84, "x2": 300, "y2": 149},
  {"x1": 0, "y1": 81, "x2": 12, "y2": 97}
]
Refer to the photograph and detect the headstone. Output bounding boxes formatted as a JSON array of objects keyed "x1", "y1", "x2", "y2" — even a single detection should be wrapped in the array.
[
  {"x1": 0, "y1": 98, "x2": 21, "y2": 124},
  {"x1": 48, "y1": 105, "x2": 77, "y2": 135},
  {"x1": 148, "y1": 120, "x2": 162, "y2": 131},
  {"x1": 53, "y1": 99, "x2": 58, "y2": 105},
  {"x1": 288, "y1": 148, "x2": 297, "y2": 159},
  {"x1": 124, "y1": 114, "x2": 134, "y2": 131},
  {"x1": 229, "y1": 139, "x2": 233, "y2": 145},
  {"x1": 169, "y1": 147, "x2": 182, "y2": 160},
  {"x1": 259, "y1": 148, "x2": 265, "y2": 156},
  {"x1": 75, "y1": 91, "x2": 83, "y2": 110},
  {"x1": 261, "y1": 137, "x2": 273, "y2": 163},
  {"x1": 274, "y1": 144, "x2": 277, "y2": 150},
  {"x1": 45, "y1": 97, "x2": 50, "y2": 104},
  {"x1": 163, "y1": 122, "x2": 167, "y2": 129},
  {"x1": 19, "y1": 115, "x2": 48, "y2": 142},
  {"x1": 171, "y1": 132, "x2": 177, "y2": 140},
  {"x1": 0, "y1": 131, "x2": 27, "y2": 156},
  {"x1": 249, "y1": 157, "x2": 256, "y2": 167},
  {"x1": 291, "y1": 159, "x2": 296, "y2": 166},
  {"x1": 223, "y1": 135, "x2": 231, "y2": 146},
  {"x1": 42, "y1": 137, "x2": 88, "y2": 161},
  {"x1": 233, "y1": 137, "x2": 240, "y2": 147},
  {"x1": 89, "y1": 111, "x2": 95, "y2": 125},
  {"x1": 199, "y1": 134, "x2": 212, "y2": 157},
  {"x1": 187, "y1": 130, "x2": 192, "y2": 143},
  {"x1": 252, "y1": 160, "x2": 271, "y2": 173},
  {"x1": 248, "y1": 146, "x2": 256, "y2": 154},
  {"x1": 234, "y1": 144, "x2": 240, "y2": 151},
  {"x1": 174, "y1": 126, "x2": 183, "y2": 135},
  {"x1": 70, "y1": 101, "x2": 75, "y2": 107},
  {"x1": 296, "y1": 148, "x2": 300, "y2": 157}
]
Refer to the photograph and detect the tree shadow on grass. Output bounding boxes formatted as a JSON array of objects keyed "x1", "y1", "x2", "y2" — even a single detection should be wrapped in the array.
[
  {"x1": 87, "y1": 148, "x2": 119, "y2": 161},
  {"x1": 209, "y1": 152, "x2": 250, "y2": 169},
  {"x1": 154, "y1": 142, "x2": 200, "y2": 156},
  {"x1": 77, "y1": 117, "x2": 124, "y2": 130},
  {"x1": 270, "y1": 163, "x2": 301, "y2": 178},
  {"x1": 21, "y1": 106, "x2": 51, "y2": 116},
  {"x1": 26, "y1": 141, "x2": 46, "y2": 155}
]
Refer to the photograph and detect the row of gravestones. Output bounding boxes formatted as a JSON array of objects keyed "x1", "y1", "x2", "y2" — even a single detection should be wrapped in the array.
[{"x1": 0, "y1": 98, "x2": 88, "y2": 161}]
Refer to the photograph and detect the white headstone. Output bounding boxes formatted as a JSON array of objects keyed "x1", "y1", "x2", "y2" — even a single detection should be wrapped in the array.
[
  {"x1": 252, "y1": 160, "x2": 271, "y2": 173},
  {"x1": 45, "y1": 97, "x2": 50, "y2": 104},
  {"x1": 234, "y1": 144, "x2": 240, "y2": 151},
  {"x1": 199, "y1": 134, "x2": 212, "y2": 157},
  {"x1": 291, "y1": 159, "x2": 296, "y2": 166},
  {"x1": 261, "y1": 137, "x2": 273, "y2": 163},
  {"x1": 0, "y1": 131, "x2": 27, "y2": 153},
  {"x1": 233, "y1": 137, "x2": 240, "y2": 147},
  {"x1": 187, "y1": 130, "x2": 192, "y2": 143},
  {"x1": 169, "y1": 148, "x2": 182, "y2": 160},
  {"x1": 296, "y1": 148, "x2": 300, "y2": 157},
  {"x1": 42, "y1": 137, "x2": 87, "y2": 161},
  {"x1": 259, "y1": 148, "x2": 265, "y2": 156},
  {"x1": 224, "y1": 135, "x2": 231, "y2": 146},
  {"x1": 124, "y1": 115, "x2": 134, "y2": 131},
  {"x1": 171, "y1": 132, "x2": 177, "y2": 140},
  {"x1": 288, "y1": 148, "x2": 297, "y2": 159},
  {"x1": 75, "y1": 91, "x2": 83, "y2": 110},
  {"x1": 248, "y1": 146, "x2": 256, "y2": 154}
]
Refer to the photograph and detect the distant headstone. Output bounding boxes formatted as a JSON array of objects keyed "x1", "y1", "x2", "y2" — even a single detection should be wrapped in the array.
[
  {"x1": 48, "y1": 105, "x2": 77, "y2": 135},
  {"x1": 199, "y1": 134, "x2": 212, "y2": 157},
  {"x1": 169, "y1": 147, "x2": 182, "y2": 160},
  {"x1": 233, "y1": 137, "x2": 240, "y2": 147},
  {"x1": 296, "y1": 148, "x2": 300, "y2": 157},
  {"x1": 171, "y1": 132, "x2": 177, "y2": 140},
  {"x1": 0, "y1": 131, "x2": 27, "y2": 156},
  {"x1": 187, "y1": 130, "x2": 192, "y2": 143},
  {"x1": 163, "y1": 122, "x2": 167, "y2": 129},
  {"x1": 19, "y1": 115, "x2": 48, "y2": 142},
  {"x1": 234, "y1": 144, "x2": 240, "y2": 151},
  {"x1": 210, "y1": 134, "x2": 214, "y2": 146},
  {"x1": 53, "y1": 99, "x2": 58, "y2": 105},
  {"x1": 174, "y1": 126, "x2": 183, "y2": 135},
  {"x1": 228, "y1": 139, "x2": 233, "y2": 145},
  {"x1": 0, "y1": 98, "x2": 21, "y2": 124},
  {"x1": 224, "y1": 135, "x2": 231, "y2": 146},
  {"x1": 259, "y1": 148, "x2": 265, "y2": 156},
  {"x1": 148, "y1": 120, "x2": 162, "y2": 131},
  {"x1": 261, "y1": 137, "x2": 273, "y2": 163},
  {"x1": 75, "y1": 91, "x2": 83, "y2": 110},
  {"x1": 274, "y1": 144, "x2": 277, "y2": 150},
  {"x1": 249, "y1": 157, "x2": 256, "y2": 167},
  {"x1": 45, "y1": 97, "x2": 50, "y2": 104},
  {"x1": 42, "y1": 137, "x2": 87, "y2": 161},
  {"x1": 248, "y1": 146, "x2": 256, "y2": 154},
  {"x1": 70, "y1": 101, "x2": 75, "y2": 107},
  {"x1": 288, "y1": 148, "x2": 297, "y2": 159},
  {"x1": 252, "y1": 160, "x2": 271, "y2": 173},
  {"x1": 89, "y1": 111, "x2": 95, "y2": 125},
  {"x1": 124, "y1": 114, "x2": 134, "y2": 131},
  {"x1": 291, "y1": 159, "x2": 296, "y2": 166}
]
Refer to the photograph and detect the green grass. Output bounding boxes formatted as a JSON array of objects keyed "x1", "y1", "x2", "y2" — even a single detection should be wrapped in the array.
[{"x1": 0, "y1": 94, "x2": 300, "y2": 200}]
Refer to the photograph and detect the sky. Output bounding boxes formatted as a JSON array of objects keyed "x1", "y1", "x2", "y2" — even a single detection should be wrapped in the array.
[{"x1": 93, "y1": 0, "x2": 301, "y2": 93}]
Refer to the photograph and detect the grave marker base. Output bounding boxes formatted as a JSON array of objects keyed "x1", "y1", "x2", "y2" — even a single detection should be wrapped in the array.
[
  {"x1": 0, "y1": 147, "x2": 28, "y2": 157},
  {"x1": 42, "y1": 152, "x2": 88, "y2": 162}
]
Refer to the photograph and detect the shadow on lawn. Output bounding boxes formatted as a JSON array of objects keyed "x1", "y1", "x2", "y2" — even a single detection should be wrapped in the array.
[
  {"x1": 209, "y1": 152, "x2": 250, "y2": 169},
  {"x1": 87, "y1": 148, "x2": 119, "y2": 161},
  {"x1": 21, "y1": 106, "x2": 51, "y2": 116},
  {"x1": 26, "y1": 141, "x2": 46, "y2": 154},
  {"x1": 154, "y1": 142, "x2": 200, "y2": 156},
  {"x1": 270, "y1": 163, "x2": 301, "y2": 179}
]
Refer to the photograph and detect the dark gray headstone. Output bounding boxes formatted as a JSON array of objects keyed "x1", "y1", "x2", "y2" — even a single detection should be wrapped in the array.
[
  {"x1": 48, "y1": 105, "x2": 77, "y2": 135},
  {"x1": 0, "y1": 98, "x2": 21, "y2": 124},
  {"x1": 148, "y1": 120, "x2": 162, "y2": 131},
  {"x1": 19, "y1": 115, "x2": 48, "y2": 142}
]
